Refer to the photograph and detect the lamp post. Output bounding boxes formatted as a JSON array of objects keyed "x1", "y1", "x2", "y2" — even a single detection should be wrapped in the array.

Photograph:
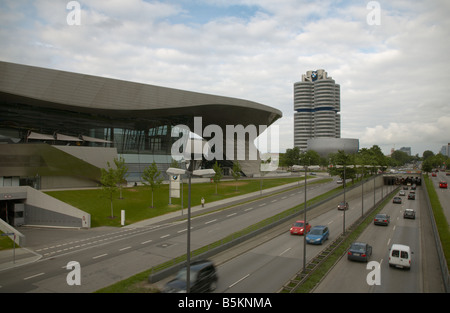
[
  {"x1": 302, "y1": 164, "x2": 319, "y2": 272},
  {"x1": 166, "y1": 164, "x2": 215, "y2": 293}
]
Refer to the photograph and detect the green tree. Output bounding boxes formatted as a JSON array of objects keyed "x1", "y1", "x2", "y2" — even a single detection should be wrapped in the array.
[
  {"x1": 100, "y1": 163, "x2": 119, "y2": 218},
  {"x1": 212, "y1": 161, "x2": 223, "y2": 194},
  {"x1": 141, "y1": 162, "x2": 163, "y2": 208},
  {"x1": 232, "y1": 161, "x2": 242, "y2": 191},
  {"x1": 114, "y1": 156, "x2": 128, "y2": 199}
]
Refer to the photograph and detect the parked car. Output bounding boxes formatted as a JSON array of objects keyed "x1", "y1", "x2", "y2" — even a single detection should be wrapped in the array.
[
  {"x1": 393, "y1": 197, "x2": 402, "y2": 204},
  {"x1": 439, "y1": 181, "x2": 448, "y2": 188},
  {"x1": 290, "y1": 220, "x2": 311, "y2": 235},
  {"x1": 374, "y1": 213, "x2": 390, "y2": 226},
  {"x1": 389, "y1": 244, "x2": 412, "y2": 270},
  {"x1": 347, "y1": 242, "x2": 372, "y2": 262},
  {"x1": 408, "y1": 192, "x2": 415, "y2": 200},
  {"x1": 164, "y1": 260, "x2": 218, "y2": 293},
  {"x1": 403, "y1": 209, "x2": 416, "y2": 219},
  {"x1": 337, "y1": 201, "x2": 349, "y2": 210},
  {"x1": 306, "y1": 226, "x2": 329, "y2": 245}
]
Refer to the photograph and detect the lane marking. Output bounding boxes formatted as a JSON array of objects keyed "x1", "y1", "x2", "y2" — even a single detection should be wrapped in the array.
[
  {"x1": 229, "y1": 274, "x2": 250, "y2": 288},
  {"x1": 205, "y1": 219, "x2": 217, "y2": 224},
  {"x1": 160, "y1": 234, "x2": 170, "y2": 239},
  {"x1": 119, "y1": 246, "x2": 132, "y2": 251},
  {"x1": 227, "y1": 213, "x2": 237, "y2": 217},
  {"x1": 141, "y1": 240, "x2": 152, "y2": 244},
  {"x1": 93, "y1": 254, "x2": 108, "y2": 259},
  {"x1": 24, "y1": 273, "x2": 45, "y2": 280}
]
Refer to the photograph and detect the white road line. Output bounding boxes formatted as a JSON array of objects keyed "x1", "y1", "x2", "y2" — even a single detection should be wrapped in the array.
[
  {"x1": 119, "y1": 246, "x2": 132, "y2": 251},
  {"x1": 227, "y1": 213, "x2": 237, "y2": 217},
  {"x1": 177, "y1": 229, "x2": 187, "y2": 233},
  {"x1": 387, "y1": 238, "x2": 391, "y2": 246},
  {"x1": 205, "y1": 219, "x2": 217, "y2": 224},
  {"x1": 160, "y1": 234, "x2": 170, "y2": 239},
  {"x1": 244, "y1": 207, "x2": 254, "y2": 211},
  {"x1": 93, "y1": 254, "x2": 108, "y2": 259},
  {"x1": 258, "y1": 203, "x2": 266, "y2": 207},
  {"x1": 229, "y1": 274, "x2": 250, "y2": 288},
  {"x1": 141, "y1": 240, "x2": 153, "y2": 244},
  {"x1": 24, "y1": 273, "x2": 45, "y2": 280},
  {"x1": 280, "y1": 247, "x2": 291, "y2": 256}
]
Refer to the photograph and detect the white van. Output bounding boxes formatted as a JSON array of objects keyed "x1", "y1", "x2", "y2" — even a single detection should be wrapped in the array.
[{"x1": 389, "y1": 244, "x2": 412, "y2": 270}]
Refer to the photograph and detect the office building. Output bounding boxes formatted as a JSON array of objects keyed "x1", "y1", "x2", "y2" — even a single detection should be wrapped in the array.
[{"x1": 293, "y1": 69, "x2": 340, "y2": 151}]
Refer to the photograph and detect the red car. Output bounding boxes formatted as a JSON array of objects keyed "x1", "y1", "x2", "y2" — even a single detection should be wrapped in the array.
[
  {"x1": 439, "y1": 181, "x2": 448, "y2": 188},
  {"x1": 290, "y1": 220, "x2": 311, "y2": 235}
]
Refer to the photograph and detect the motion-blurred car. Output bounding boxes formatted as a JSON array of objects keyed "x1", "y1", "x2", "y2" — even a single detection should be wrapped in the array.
[
  {"x1": 374, "y1": 213, "x2": 390, "y2": 226},
  {"x1": 347, "y1": 242, "x2": 372, "y2": 262},
  {"x1": 393, "y1": 197, "x2": 402, "y2": 204},
  {"x1": 403, "y1": 209, "x2": 416, "y2": 219},
  {"x1": 290, "y1": 220, "x2": 311, "y2": 235},
  {"x1": 399, "y1": 190, "x2": 406, "y2": 196},
  {"x1": 408, "y1": 192, "x2": 415, "y2": 200},
  {"x1": 337, "y1": 201, "x2": 349, "y2": 210},
  {"x1": 439, "y1": 181, "x2": 448, "y2": 188},
  {"x1": 164, "y1": 260, "x2": 218, "y2": 293},
  {"x1": 306, "y1": 226, "x2": 329, "y2": 245}
]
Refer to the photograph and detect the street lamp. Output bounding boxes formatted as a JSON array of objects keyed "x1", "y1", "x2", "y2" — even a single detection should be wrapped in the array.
[
  {"x1": 302, "y1": 164, "x2": 319, "y2": 272},
  {"x1": 166, "y1": 162, "x2": 215, "y2": 293}
]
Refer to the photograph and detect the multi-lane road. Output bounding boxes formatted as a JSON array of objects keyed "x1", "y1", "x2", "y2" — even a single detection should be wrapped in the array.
[
  {"x1": 0, "y1": 176, "x2": 337, "y2": 292},
  {"x1": 213, "y1": 181, "x2": 396, "y2": 293},
  {"x1": 1, "y1": 173, "x2": 446, "y2": 293},
  {"x1": 313, "y1": 179, "x2": 447, "y2": 293}
]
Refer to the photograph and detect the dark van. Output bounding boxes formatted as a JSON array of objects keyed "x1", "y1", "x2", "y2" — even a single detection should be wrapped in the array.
[{"x1": 164, "y1": 260, "x2": 218, "y2": 293}]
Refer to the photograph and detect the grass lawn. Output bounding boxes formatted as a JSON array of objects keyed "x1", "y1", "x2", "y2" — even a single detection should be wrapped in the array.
[{"x1": 45, "y1": 177, "x2": 316, "y2": 228}]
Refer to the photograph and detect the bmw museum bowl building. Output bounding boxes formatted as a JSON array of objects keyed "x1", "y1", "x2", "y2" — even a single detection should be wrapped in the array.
[{"x1": 0, "y1": 61, "x2": 282, "y2": 190}]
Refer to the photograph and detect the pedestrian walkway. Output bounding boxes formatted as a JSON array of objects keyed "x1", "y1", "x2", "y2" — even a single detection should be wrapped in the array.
[{"x1": 0, "y1": 176, "x2": 325, "y2": 272}]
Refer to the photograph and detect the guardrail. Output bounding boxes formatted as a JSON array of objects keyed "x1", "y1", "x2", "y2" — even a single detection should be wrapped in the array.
[{"x1": 422, "y1": 174, "x2": 450, "y2": 292}]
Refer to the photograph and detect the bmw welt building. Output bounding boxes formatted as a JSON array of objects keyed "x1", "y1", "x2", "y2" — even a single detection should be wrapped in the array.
[{"x1": 0, "y1": 61, "x2": 282, "y2": 190}]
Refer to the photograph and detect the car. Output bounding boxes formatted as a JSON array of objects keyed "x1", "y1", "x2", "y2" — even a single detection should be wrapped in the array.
[
  {"x1": 336, "y1": 179, "x2": 343, "y2": 184},
  {"x1": 389, "y1": 244, "x2": 412, "y2": 270},
  {"x1": 393, "y1": 196, "x2": 402, "y2": 204},
  {"x1": 347, "y1": 242, "x2": 372, "y2": 262},
  {"x1": 164, "y1": 260, "x2": 218, "y2": 293},
  {"x1": 374, "y1": 213, "x2": 390, "y2": 226},
  {"x1": 408, "y1": 192, "x2": 415, "y2": 200},
  {"x1": 399, "y1": 190, "x2": 406, "y2": 196},
  {"x1": 306, "y1": 225, "x2": 329, "y2": 245},
  {"x1": 337, "y1": 201, "x2": 349, "y2": 210},
  {"x1": 403, "y1": 209, "x2": 416, "y2": 219},
  {"x1": 403, "y1": 186, "x2": 408, "y2": 190},
  {"x1": 446, "y1": 172, "x2": 450, "y2": 176},
  {"x1": 290, "y1": 220, "x2": 311, "y2": 235},
  {"x1": 439, "y1": 181, "x2": 448, "y2": 188},
  {"x1": 432, "y1": 172, "x2": 437, "y2": 177}
]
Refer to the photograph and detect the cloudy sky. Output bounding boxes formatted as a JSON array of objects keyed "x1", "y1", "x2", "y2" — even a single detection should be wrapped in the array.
[{"x1": 1, "y1": 0, "x2": 450, "y2": 156}]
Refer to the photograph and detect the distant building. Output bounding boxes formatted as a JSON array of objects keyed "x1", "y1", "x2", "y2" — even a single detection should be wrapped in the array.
[
  {"x1": 293, "y1": 69, "x2": 340, "y2": 151},
  {"x1": 440, "y1": 143, "x2": 450, "y2": 157},
  {"x1": 399, "y1": 147, "x2": 411, "y2": 156}
]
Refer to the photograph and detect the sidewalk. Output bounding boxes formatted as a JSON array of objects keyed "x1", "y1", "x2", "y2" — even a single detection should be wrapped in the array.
[
  {"x1": 0, "y1": 247, "x2": 41, "y2": 272},
  {"x1": 0, "y1": 176, "x2": 325, "y2": 272}
]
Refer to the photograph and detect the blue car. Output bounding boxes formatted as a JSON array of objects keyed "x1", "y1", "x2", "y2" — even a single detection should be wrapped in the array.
[{"x1": 306, "y1": 225, "x2": 329, "y2": 245}]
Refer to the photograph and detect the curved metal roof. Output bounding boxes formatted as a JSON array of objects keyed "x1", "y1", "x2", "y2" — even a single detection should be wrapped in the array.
[{"x1": 0, "y1": 61, "x2": 282, "y2": 131}]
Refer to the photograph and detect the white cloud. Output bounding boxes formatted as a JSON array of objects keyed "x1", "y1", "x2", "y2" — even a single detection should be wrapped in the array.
[{"x1": 1, "y1": 0, "x2": 449, "y2": 156}]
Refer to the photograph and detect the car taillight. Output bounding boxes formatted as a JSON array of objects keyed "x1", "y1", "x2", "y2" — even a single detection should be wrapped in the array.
[
  {"x1": 361, "y1": 254, "x2": 366, "y2": 257},
  {"x1": 384, "y1": 220, "x2": 387, "y2": 222},
  {"x1": 348, "y1": 252, "x2": 352, "y2": 255}
]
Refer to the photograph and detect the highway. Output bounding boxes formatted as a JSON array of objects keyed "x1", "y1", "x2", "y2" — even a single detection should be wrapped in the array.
[
  {"x1": 313, "y1": 181, "x2": 446, "y2": 293},
  {"x1": 0, "y1": 175, "x2": 338, "y2": 292},
  {"x1": 214, "y1": 181, "x2": 396, "y2": 293}
]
